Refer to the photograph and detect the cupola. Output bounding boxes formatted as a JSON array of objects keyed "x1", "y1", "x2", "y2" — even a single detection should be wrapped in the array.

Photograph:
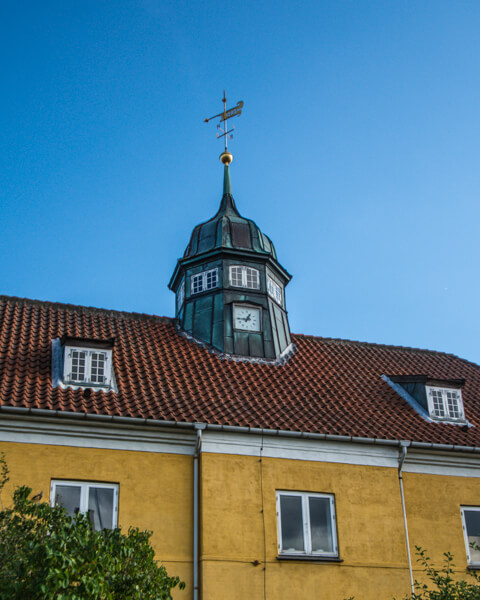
[{"x1": 168, "y1": 164, "x2": 292, "y2": 361}]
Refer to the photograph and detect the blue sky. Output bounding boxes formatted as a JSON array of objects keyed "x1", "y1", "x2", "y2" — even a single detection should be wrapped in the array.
[{"x1": 1, "y1": 1, "x2": 479, "y2": 363}]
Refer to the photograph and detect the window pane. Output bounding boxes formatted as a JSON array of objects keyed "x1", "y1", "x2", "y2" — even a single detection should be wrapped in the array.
[
  {"x1": 309, "y1": 497, "x2": 334, "y2": 553},
  {"x1": 90, "y1": 352, "x2": 106, "y2": 384},
  {"x1": 205, "y1": 269, "x2": 218, "y2": 290},
  {"x1": 55, "y1": 485, "x2": 81, "y2": 518},
  {"x1": 230, "y1": 266, "x2": 243, "y2": 287},
  {"x1": 88, "y1": 487, "x2": 114, "y2": 530},
  {"x1": 191, "y1": 274, "x2": 203, "y2": 294},
  {"x1": 465, "y1": 510, "x2": 480, "y2": 563},
  {"x1": 280, "y1": 495, "x2": 305, "y2": 552},
  {"x1": 177, "y1": 280, "x2": 185, "y2": 309},
  {"x1": 267, "y1": 276, "x2": 282, "y2": 305},
  {"x1": 71, "y1": 350, "x2": 86, "y2": 381},
  {"x1": 245, "y1": 268, "x2": 260, "y2": 289},
  {"x1": 431, "y1": 389, "x2": 445, "y2": 417},
  {"x1": 446, "y1": 391, "x2": 461, "y2": 419}
]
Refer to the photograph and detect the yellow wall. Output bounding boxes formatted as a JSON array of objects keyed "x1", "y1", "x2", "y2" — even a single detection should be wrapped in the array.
[
  {"x1": 0, "y1": 441, "x2": 192, "y2": 598},
  {"x1": 200, "y1": 453, "x2": 479, "y2": 600},
  {"x1": 403, "y1": 471, "x2": 480, "y2": 579},
  {"x1": 2, "y1": 440, "x2": 479, "y2": 600}
]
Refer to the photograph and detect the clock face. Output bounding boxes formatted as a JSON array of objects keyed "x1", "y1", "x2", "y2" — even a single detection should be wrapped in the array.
[{"x1": 233, "y1": 305, "x2": 261, "y2": 332}]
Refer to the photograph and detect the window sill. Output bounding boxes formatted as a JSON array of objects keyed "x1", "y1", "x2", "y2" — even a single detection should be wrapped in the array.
[
  {"x1": 429, "y1": 416, "x2": 468, "y2": 425},
  {"x1": 467, "y1": 564, "x2": 480, "y2": 570},
  {"x1": 277, "y1": 555, "x2": 343, "y2": 563}
]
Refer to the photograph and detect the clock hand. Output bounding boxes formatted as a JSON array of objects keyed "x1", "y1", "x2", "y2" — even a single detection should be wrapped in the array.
[{"x1": 245, "y1": 314, "x2": 251, "y2": 322}]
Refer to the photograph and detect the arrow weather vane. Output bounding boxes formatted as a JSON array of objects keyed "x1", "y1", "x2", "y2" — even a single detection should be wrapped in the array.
[{"x1": 204, "y1": 91, "x2": 244, "y2": 165}]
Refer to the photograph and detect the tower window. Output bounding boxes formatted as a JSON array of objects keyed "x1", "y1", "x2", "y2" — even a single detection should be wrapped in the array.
[
  {"x1": 267, "y1": 276, "x2": 283, "y2": 305},
  {"x1": 229, "y1": 266, "x2": 260, "y2": 290},
  {"x1": 191, "y1": 268, "x2": 218, "y2": 295},
  {"x1": 177, "y1": 279, "x2": 185, "y2": 310},
  {"x1": 426, "y1": 386, "x2": 464, "y2": 421}
]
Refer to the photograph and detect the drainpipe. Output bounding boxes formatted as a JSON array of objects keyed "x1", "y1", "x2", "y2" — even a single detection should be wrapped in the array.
[
  {"x1": 193, "y1": 424, "x2": 205, "y2": 600},
  {"x1": 398, "y1": 442, "x2": 415, "y2": 597}
]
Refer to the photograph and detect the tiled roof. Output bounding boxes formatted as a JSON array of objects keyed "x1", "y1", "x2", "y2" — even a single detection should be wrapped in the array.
[{"x1": 1, "y1": 294, "x2": 480, "y2": 446}]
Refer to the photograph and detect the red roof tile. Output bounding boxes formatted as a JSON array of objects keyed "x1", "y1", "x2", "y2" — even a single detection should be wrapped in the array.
[{"x1": 1, "y1": 295, "x2": 480, "y2": 446}]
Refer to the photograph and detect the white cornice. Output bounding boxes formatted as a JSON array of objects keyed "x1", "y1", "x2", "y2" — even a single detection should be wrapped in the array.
[
  {"x1": 0, "y1": 415, "x2": 196, "y2": 455},
  {"x1": 1, "y1": 414, "x2": 480, "y2": 477}
]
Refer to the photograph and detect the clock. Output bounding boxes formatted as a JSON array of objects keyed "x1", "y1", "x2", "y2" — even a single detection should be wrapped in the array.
[{"x1": 233, "y1": 305, "x2": 261, "y2": 332}]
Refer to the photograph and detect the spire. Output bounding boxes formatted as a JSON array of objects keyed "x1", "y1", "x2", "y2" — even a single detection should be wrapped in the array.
[{"x1": 223, "y1": 164, "x2": 232, "y2": 196}]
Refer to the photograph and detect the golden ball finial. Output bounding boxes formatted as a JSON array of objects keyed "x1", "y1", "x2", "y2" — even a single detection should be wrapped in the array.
[{"x1": 219, "y1": 151, "x2": 233, "y2": 165}]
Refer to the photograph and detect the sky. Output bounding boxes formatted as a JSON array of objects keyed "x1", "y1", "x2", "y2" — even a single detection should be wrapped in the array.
[{"x1": 1, "y1": 1, "x2": 479, "y2": 364}]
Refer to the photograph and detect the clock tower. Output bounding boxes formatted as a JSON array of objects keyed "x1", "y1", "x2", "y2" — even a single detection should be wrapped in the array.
[
  {"x1": 168, "y1": 94, "x2": 292, "y2": 361},
  {"x1": 168, "y1": 162, "x2": 292, "y2": 361}
]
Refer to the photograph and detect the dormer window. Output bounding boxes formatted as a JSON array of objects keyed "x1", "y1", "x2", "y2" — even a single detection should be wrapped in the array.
[
  {"x1": 191, "y1": 268, "x2": 218, "y2": 295},
  {"x1": 52, "y1": 337, "x2": 116, "y2": 392},
  {"x1": 427, "y1": 386, "x2": 464, "y2": 421},
  {"x1": 64, "y1": 347, "x2": 112, "y2": 387},
  {"x1": 229, "y1": 266, "x2": 260, "y2": 290},
  {"x1": 384, "y1": 375, "x2": 468, "y2": 425}
]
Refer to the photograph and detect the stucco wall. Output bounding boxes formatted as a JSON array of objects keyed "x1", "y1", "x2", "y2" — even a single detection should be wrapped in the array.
[
  {"x1": 0, "y1": 441, "x2": 192, "y2": 598},
  {"x1": 2, "y1": 440, "x2": 478, "y2": 600},
  {"x1": 200, "y1": 453, "x2": 477, "y2": 600}
]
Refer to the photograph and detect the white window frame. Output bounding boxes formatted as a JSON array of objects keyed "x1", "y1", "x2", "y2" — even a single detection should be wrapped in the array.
[
  {"x1": 267, "y1": 275, "x2": 283, "y2": 305},
  {"x1": 50, "y1": 480, "x2": 119, "y2": 530},
  {"x1": 177, "y1": 279, "x2": 185, "y2": 310},
  {"x1": 63, "y1": 346, "x2": 113, "y2": 388},
  {"x1": 229, "y1": 265, "x2": 260, "y2": 290},
  {"x1": 461, "y1": 506, "x2": 480, "y2": 566},
  {"x1": 191, "y1": 268, "x2": 218, "y2": 295},
  {"x1": 276, "y1": 491, "x2": 338, "y2": 558},
  {"x1": 426, "y1": 386, "x2": 465, "y2": 421}
]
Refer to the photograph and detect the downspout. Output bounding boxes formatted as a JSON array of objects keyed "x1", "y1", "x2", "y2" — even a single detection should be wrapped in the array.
[
  {"x1": 398, "y1": 442, "x2": 415, "y2": 597},
  {"x1": 193, "y1": 424, "x2": 205, "y2": 600}
]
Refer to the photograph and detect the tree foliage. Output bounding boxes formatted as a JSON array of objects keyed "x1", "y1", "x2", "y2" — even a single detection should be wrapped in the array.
[
  {"x1": 406, "y1": 546, "x2": 480, "y2": 600},
  {"x1": 0, "y1": 454, "x2": 185, "y2": 599}
]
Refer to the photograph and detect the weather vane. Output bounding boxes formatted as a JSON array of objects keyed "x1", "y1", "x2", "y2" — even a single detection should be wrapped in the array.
[{"x1": 204, "y1": 91, "x2": 244, "y2": 165}]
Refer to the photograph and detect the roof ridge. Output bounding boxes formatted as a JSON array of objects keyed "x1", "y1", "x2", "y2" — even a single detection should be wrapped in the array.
[
  {"x1": 292, "y1": 331, "x2": 465, "y2": 361},
  {"x1": 0, "y1": 295, "x2": 172, "y2": 325},
  {"x1": 0, "y1": 295, "x2": 475, "y2": 366}
]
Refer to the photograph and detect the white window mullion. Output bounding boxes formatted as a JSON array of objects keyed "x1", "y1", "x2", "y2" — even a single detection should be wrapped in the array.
[
  {"x1": 86, "y1": 351, "x2": 92, "y2": 384},
  {"x1": 303, "y1": 495, "x2": 312, "y2": 554},
  {"x1": 331, "y1": 496, "x2": 338, "y2": 554},
  {"x1": 80, "y1": 485, "x2": 88, "y2": 514},
  {"x1": 276, "y1": 494, "x2": 283, "y2": 553}
]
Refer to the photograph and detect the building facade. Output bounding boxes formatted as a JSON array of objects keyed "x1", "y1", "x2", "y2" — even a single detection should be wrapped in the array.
[{"x1": 1, "y1": 163, "x2": 480, "y2": 600}]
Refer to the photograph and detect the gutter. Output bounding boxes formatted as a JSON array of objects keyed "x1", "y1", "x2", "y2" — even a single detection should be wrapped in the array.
[
  {"x1": 1, "y1": 405, "x2": 480, "y2": 454},
  {"x1": 398, "y1": 443, "x2": 415, "y2": 597},
  {"x1": 193, "y1": 424, "x2": 205, "y2": 600}
]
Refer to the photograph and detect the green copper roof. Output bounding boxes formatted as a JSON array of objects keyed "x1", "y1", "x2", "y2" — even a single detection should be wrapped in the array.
[{"x1": 183, "y1": 165, "x2": 278, "y2": 260}]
